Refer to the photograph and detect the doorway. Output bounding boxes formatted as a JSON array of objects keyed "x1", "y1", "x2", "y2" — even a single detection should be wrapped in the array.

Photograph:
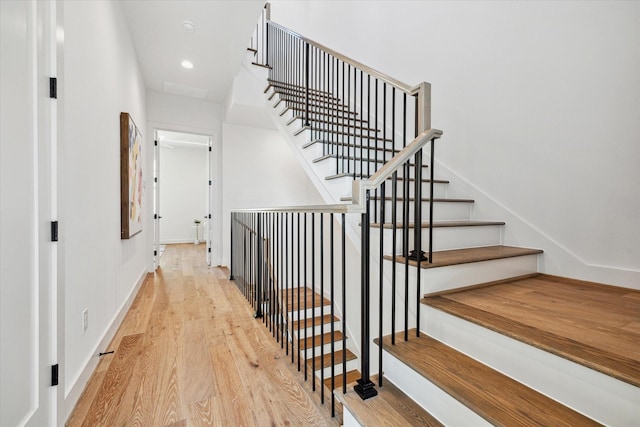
[{"x1": 154, "y1": 130, "x2": 213, "y2": 268}]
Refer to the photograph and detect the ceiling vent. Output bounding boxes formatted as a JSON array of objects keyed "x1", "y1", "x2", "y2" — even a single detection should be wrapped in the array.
[{"x1": 163, "y1": 81, "x2": 208, "y2": 99}]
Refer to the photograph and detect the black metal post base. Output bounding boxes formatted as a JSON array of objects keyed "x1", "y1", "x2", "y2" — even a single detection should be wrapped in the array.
[
  {"x1": 354, "y1": 378, "x2": 378, "y2": 400},
  {"x1": 229, "y1": 275, "x2": 235, "y2": 280},
  {"x1": 254, "y1": 311, "x2": 263, "y2": 319},
  {"x1": 407, "y1": 249, "x2": 429, "y2": 262}
]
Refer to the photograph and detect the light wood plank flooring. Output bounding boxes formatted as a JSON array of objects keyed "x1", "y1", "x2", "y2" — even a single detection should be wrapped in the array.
[{"x1": 66, "y1": 243, "x2": 336, "y2": 427}]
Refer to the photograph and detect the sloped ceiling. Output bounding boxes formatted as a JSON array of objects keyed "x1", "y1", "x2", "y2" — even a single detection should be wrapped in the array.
[{"x1": 120, "y1": 0, "x2": 264, "y2": 104}]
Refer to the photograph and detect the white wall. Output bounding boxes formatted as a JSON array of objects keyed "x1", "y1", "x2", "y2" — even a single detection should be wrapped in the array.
[
  {"x1": 61, "y1": 0, "x2": 149, "y2": 416},
  {"x1": 147, "y1": 90, "x2": 223, "y2": 263},
  {"x1": 270, "y1": 1, "x2": 640, "y2": 286},
  {"x1": 159, "y1": 144, "x2": 208, "y2": 243},
  {"x1": 221, "y1": 123, "x2": 324, "y2": 267}
]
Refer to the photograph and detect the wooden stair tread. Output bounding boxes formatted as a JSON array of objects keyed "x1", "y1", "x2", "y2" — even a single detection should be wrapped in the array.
[
  {"x1": 267, "y1": 79, "x2": 337, "y2": 97},
  {"x1": 307, "y1": 348, "x2": 357, "y2": 370},
  {"x1": 384, "y1": 245, "x2": 543, "y2": 269},
  {"x1": 341, "y1": 196, "x2": 469, "y2": 203},
  {"x1": 299, "y1": 331, "x2": 345, "y2": 350},
  {"x1": 285, "y1": 287, "x2": 330, "y2": 311},
  {"x1": 377, "y1": 331, "x2": 599, "y2": 426},
  {"x1": 323, "y1": 369, "x2": 360, "y2": 390},
  {"x1": 291, "y1": 314, "x2": 338, "y2": 330},
  {"x1": 304, "y1": 139, "x2": 397, "y2": 153},
  {"x1": 336, "y1": 374, "x2": 443, "y2": 427},
  {"x1": 290, "y1": 116, "x2": 369, "y2": 127},
  {"x1": 276, "y1": 97, "x2": 350, "y2": 110},
  {"x1": 371, "y1": 196, "x2": 473, "y2": 203},
  {"x1": 422, "y1": 274, "x2": 640, "y2": 387},
  {"x1": 371, "y1": 220, "x2": 505, "y2": 229},
  {"x1": 280, "y1": 105, "x2": 359, "y2": 117},
  {"x1": 324, "y1": 173, "x2": 448, "y2": 184}
]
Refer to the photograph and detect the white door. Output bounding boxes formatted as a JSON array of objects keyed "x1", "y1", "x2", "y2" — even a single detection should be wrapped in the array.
[
  {"x1": 1, "y1": 1, "x2": 58, "y2": 426},
  {"x1": 153, "y1": 130, "x2": 161, "y2": 270},
  {"x1": 206, "y1": 137, "x2": 213, "y2": 266}
]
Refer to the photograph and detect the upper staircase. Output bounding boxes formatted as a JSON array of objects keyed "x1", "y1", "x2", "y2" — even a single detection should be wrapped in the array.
[{"x1": 232, "y1": 5, "x2": 640, "y2": 426}]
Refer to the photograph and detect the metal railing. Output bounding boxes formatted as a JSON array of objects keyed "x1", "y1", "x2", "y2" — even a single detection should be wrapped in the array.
[
  {"x1": 235, "y1": 3, "x2": 444, "y2": 410},
  {"x1": 231, "y1": 208, "x2": 351, "y2": 416},
  {"x1": 266, "y1": 21, "x2": 431, "y2": 183}
]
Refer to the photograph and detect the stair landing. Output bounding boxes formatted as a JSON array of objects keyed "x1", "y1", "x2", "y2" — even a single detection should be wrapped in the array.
[{"x1": 422, "y1": 273, "x2": 640, "y2": 387}]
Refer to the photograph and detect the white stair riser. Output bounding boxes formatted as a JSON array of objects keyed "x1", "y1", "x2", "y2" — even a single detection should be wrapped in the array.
[
  {"x1": 313, "y1": 358, "x2": 359, "y2": 381},
  {"x1": 371, "y1": 224, "x2": 502, "y2": 253},
  {"x1": 342, "y1": 407, "x2": 360, "y2": 427},
  {"x1": 301, "y1": 341, "x2": 345, "y2": 359},
  {"x1": 287, "y1": 305, "x2": 333, "y2": 321},
  {"x1": 381, "y1": 349, "x2": 492, "y2": 426},
  {"x1": 291, "y1": 320, "x2": 342, "y2": 339},
  {"x1": 421, "y1": 307, "x2": 640, "y2": 426},
  {"x1": 386, "y1": 254, "x2": 539, "y2": 295},
  {"x1": 374, "y1": 200, "x2": 472, "y2": 221}
]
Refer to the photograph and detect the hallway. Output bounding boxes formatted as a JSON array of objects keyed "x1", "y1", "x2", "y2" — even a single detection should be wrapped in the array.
[{"x1": 67, "y1": 244, "x2": 335, "y2": 426}]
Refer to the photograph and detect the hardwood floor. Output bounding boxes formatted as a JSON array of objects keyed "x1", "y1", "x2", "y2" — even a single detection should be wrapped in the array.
[{"x1": 66, "y1": 244, "x2": 336, "y2": 427}]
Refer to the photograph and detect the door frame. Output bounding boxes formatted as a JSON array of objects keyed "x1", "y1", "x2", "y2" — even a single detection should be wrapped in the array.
[{"x1": 151, "y1": 125, "x2": 217, "y2": 267}]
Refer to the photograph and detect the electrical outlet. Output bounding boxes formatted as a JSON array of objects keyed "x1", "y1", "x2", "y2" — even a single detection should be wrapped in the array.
[{"x1": 82, "y1": 309, "x2": 88, "y2": 334}]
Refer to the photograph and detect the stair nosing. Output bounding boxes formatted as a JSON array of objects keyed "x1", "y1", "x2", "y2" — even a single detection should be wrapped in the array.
[
  {"x1": 377, "y1": 331, "x2": 600, "y2": 426},
  {"x1": 383, "y1": 245, "x2": 543, "y2": 269}
]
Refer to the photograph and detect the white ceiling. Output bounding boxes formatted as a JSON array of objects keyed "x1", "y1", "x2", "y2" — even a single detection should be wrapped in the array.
[{"x1": 120, "y1": 0, "x2": 265, "y2": 104}]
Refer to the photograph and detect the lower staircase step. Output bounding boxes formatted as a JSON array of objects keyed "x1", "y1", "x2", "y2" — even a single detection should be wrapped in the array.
[
  {"x1": 291, "y1": 314, "x2": 338, "y2": 331},
  {"x1": 378, "y1": 331, "x2": 600, "y2": 426},
  {"x1": 336, "y1": 375, "x2": 443, "y2": 426},
  {"x1": 308, "y1": 348, "x2": 357, "y2": 370},
  {"x1": 324, "y1": 369, "x2": 361, "y2": 391},
  {"x1": 384, "y1": 245, "x2": 543, "y2": 268},
  {"x1": 299, "y1": 331, "x2": 344, "y2": 350},
  {"x1": 422, "y1": 273, "x2": 640, "y2": 387}
]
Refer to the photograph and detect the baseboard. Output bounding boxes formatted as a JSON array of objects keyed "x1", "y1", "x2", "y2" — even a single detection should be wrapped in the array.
[
  {"x1": 64, "y1": 267, "x2": 151, "y2": 421},
  {"x1": 160, "y1": 239, "x2": 201, "y2": 245}
]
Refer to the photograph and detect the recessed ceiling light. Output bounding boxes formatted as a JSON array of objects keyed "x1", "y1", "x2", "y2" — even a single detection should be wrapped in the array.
[
  {"x1": 182, "y1": 20, "x2": 196, "y2": 33},
  {"x1": 181, "y1": 60, "x2": 194, "y2": 69}
]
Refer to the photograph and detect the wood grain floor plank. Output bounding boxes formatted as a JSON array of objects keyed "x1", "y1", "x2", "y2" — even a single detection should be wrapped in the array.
[
  {"x1": 79, "y1": 333, "x2": 144, "y2": 427},
  {"x1": 67, "y1": 243, "x2": 335, "y2": 426}
]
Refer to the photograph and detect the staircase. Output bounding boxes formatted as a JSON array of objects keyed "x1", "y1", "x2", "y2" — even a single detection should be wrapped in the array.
[{"x1": 232, "y1": 5, "x2": 640, "y2": 426}]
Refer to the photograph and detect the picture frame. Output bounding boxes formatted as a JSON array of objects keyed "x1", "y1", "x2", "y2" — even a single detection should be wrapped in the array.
[{"x1": 120, "y1": 112, "x2": 143, "y2": 239}]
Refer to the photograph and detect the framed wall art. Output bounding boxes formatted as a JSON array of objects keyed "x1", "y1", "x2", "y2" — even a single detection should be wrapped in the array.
[{"x1": 120, "y1": 112, "x2": 143, "y2": 239}]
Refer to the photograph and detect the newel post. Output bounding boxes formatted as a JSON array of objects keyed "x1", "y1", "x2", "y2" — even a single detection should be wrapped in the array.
[
  {"x1": 416, "y1": 81, "x2": 431, "y2": 133},
  {"x1": 355, "y1": 190, "x2": 378, "y2": 400}
]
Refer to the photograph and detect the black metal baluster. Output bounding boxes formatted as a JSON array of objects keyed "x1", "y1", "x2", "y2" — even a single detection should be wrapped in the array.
[
  {"x1": 354, "y1": 190, "x2": 377, "y2": 400},
  {"x1": 311, "y1": 212, "x2": 316, "y2": 391},
  {"x1": 285, "y1": 212, "x2": 289, "y2": 354},
  {"x1": 402, "y1": 93, "x2": 409, "y2": 341},
  {"x1": 304, "y1": 212, "x2": 308, "y2": 381},
  {"x1": 305, "y1": 42, "x2": 310, "y2": 126},
  {"x1": 391, "y1": 87, "x2": 397, "y2": 345},
  {"x1": 341, "y1": 213, "x2": 347, "y2": 395},
  {"x1": 320, "y1": 212, "x2": 325, "y2": 404},
  {"x1": 379, "y1": 180, "x2": 385, "y2": 387},
  {"x1": 330, "y1": 213, "x2": 336, "y2": 416},
  {"x1": 297, "y1": 212, "x2": 301, "y2": 371}
]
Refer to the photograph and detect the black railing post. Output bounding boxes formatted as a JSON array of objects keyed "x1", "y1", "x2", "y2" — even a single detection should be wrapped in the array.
[
  {"x1": 305, "y1": 42, "x2": 310, "y2": 126},
  {"x1": 429, "y1": 139, "x2": 435, "y2": 264},
  {"x1": 255, "y1": 213, "x2": 263, "y2": 318},
  {"x1": 355, "y1": 190, "x2": 377, "y2": 400}
]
